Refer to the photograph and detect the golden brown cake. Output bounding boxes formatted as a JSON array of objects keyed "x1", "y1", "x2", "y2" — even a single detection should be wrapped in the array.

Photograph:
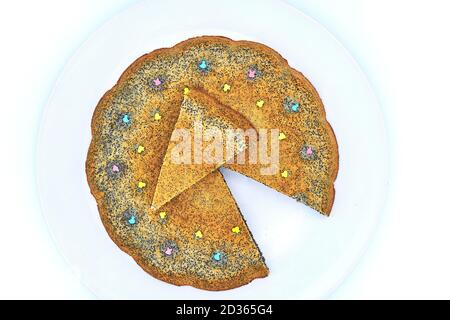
[
  {"x1": 86, "y1": 36, "x2": 339, "y2": 291},
  {"x1": 151, "y1": 88, "x2": 255, "y2": 210}
]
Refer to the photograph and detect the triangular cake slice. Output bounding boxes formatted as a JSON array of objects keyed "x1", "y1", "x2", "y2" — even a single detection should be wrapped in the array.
[
  {"x1": 151, "y1": 88, "x2": 255, "y2": 210},
  {"x1": 137, "y1": 170, "x2": 268, "y2": 290}
]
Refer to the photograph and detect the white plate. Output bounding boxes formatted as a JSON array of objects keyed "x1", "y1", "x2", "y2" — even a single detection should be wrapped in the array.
[{"x1": 37, "y1": 0, "x2": 388, "y2": 299}]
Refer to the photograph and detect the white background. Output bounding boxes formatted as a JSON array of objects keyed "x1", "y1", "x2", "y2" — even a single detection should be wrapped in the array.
[{"x1": 0, "y1": 0, "x2": 449, "y2": 299}]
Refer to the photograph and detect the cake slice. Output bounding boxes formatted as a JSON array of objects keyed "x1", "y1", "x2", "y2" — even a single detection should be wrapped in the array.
[
  {"x1": 134, "y1": 170, "x2": 268, "y2": 290},
  {"x1": 150, "y1": 88, "x2": 255, "y2": 210}
]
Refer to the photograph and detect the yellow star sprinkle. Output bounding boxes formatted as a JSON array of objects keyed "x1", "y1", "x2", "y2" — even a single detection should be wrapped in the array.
[
  {"x1": 256, "y1": 100, "x2": 265, "y2": 108},
  {"x1": 281, "y1": 170, "x2": 290, "y2": 178},
  {"x1": 195, "y1": 230, "x2": 203, "y2": 239},
  {"x1": 137, "y1": 145, "x2": 145, "y2": 154},
  {"x1": 159, "y1": 211, "x2": 167, "y2": 219},
  {"x1": 223, "y1": 84, "x2": 231, "y2": 93},
  {"x1": 154, "y1": 113, "x2": 162, "y2": 121},
  {"x1": 278, "y1": 132, "x2": 287, "y2": 141},
  {"x1": 183, "y1": 87, "x2": 190, "y2": 95},
  {"x1": 232, "y1": 226, "x2": 241, "y2": 234},
  {"x1": 138, "y1": 182, "x2": 147, "y2": 189}
]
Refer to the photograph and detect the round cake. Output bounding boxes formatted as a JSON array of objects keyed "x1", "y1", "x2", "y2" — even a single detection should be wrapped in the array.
[{"x1": 86, "y1": 36, "x2": 339, "y2": 291}]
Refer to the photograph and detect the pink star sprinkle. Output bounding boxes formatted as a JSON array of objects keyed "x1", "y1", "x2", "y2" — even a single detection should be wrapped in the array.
[
  {"x1": 164, "y1": 247, "x2": 173, "y2": 255},
  {"x1": 112, "y1": 165, "x2": 120, "y2": 173},
  {"x1": 153, "y1": 78, "x2": 162, "y2": 86},
  {"x1": 248, "y1": 69, "x2": 257, "y2": 79},
  {"x1": 306, "y1": 147, "x2": 314, "y2": 156}
]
